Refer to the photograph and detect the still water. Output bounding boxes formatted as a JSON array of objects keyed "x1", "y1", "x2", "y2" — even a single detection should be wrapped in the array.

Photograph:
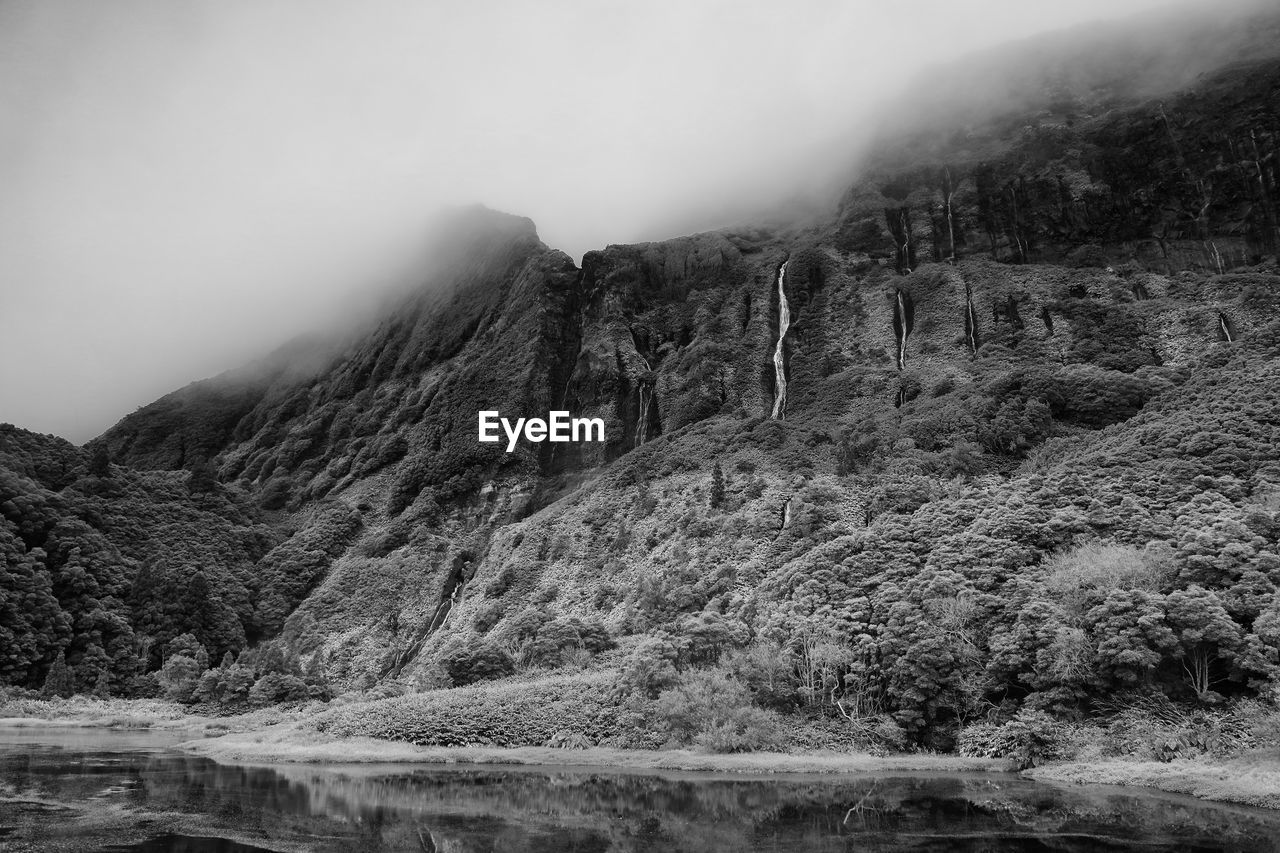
[{"x1": 2, "y1": 728, "x2": 1279, "y2": 852}]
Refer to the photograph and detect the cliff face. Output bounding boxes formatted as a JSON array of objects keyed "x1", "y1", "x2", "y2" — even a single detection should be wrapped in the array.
[{"x1": 5, "y1": 10, "x2": 1280, "y2": 716}]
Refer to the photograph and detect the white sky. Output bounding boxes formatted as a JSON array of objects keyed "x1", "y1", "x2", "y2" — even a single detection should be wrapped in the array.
[{"x1": 0, "y1": 0, "x2": 1197, "y2": 441}]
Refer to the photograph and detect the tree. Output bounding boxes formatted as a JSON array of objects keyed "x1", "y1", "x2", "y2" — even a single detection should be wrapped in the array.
[
  {"x1": 186, "y1": 460, "x2": 218, "y2": 494},
  {"x1": 41, "y1": 650, "x2": 73, "y2": 699},
  {"x1": 130, "y1": 564, "x2": 244, "y2": 668},
  {"x1": 654, "y1": 668, "x2": 781, "y2": 752},
  {"x1": 156, "y1": 653, "x2": 203, "y2": 703},
  {"x1": 217, "y1": 663, "x2": 256, "y2": 705},
  {"x1": 441, "y1": 637, "x2": 514, "y2": 686},
  {"x1": 676, "y1": 612, "x2": 747, "y2": 666},
  {"x1": 615, "y1": 635, "x2": 682, "y2": 700},
  {"x1": 192, "y1": 668, "x2": 222, "y2": 703},
  {"x1": 1165, "y1": 586, "x2": 1243, "y2": 699},
  {"x1": 248, "y1": 672, "x2": 309, "y2": 706},
  {"x1": 1087, "y1": 589, "x2": 1176, "y2": 686},
  {"x1": 709, "y1": 463, "x2": 725, "y2": 508},
  {"x1": 166, "y1": 633, "x2": 208, "y2": 666},
  {"x1": 88, "y1": 443, "x2": 112, "y2": 478},
  {"x1": 303, "y1": 653, "x2": 332, "y2": 701},
  {"x1": 91, "y1": 668, "x2": 113, "y2": 698},
  {"x1": 0, "y1": 534, "x2": 70, "y2": 687}
]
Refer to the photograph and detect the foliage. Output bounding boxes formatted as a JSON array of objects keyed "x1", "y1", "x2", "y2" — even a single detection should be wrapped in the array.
[
  {"x1": 440, "y1": 637, "x2": 516, "y2": 686},
  {"x1": 958, "y1": 709, "x2": 1081, "y2": 769},
  {"x1": 248, "y1": 672, "x2": 310, "y2": 706},
  {"x1": 156, "y1": 654, "x2": 204, "y2": 703},
  {"x1": 654, "y1": 667, "x2": 783, "y2": 753},
  {"x1": 318, "y1": 673, "x2": 639, "y2": 748},
  {"x1": 40, "y1": 650, "x2": 73, "y2": 699}
]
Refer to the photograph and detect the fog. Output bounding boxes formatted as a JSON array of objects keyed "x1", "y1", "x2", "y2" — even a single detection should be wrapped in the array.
[{"x1": 0, "y1": 0, "x2": 1246, "y2": 442}]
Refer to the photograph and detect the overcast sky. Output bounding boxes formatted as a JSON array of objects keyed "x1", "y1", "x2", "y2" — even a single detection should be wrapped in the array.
[{"x1": 0, "y1": 0, "x2": 1199, "y2": 442}]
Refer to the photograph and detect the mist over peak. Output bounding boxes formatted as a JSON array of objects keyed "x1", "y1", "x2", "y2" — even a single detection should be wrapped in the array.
[{"x1": 0, "y1": 0, "x2": 1268, "y2": 442}]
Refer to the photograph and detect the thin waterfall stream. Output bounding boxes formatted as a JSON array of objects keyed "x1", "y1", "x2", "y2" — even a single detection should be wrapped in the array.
[
  {"x1": 771, "y1": 261, "x2": 791, "y2": 419},
  {"x1": 895, "y1": 289, "x2": 911, "y2": 370}
]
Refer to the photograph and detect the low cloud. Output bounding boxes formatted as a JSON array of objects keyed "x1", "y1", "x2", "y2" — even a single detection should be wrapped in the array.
[{"x1": 0, "y1": 0, "x2": 1257, "y2": 441}]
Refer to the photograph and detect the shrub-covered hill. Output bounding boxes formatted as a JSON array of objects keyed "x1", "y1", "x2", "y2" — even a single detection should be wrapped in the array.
[{"x1": 3, "y1": 5, "x2": 1280, "y2": 751}]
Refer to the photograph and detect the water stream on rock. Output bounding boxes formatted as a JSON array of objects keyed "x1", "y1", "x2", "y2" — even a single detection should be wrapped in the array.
[
  {"x1": 895, "y1": 289, "x2": 910, "y2": 370},
  {"x1": 771, "y1": 261, "x2": 791, "y2": 419},
  {"x1": 965, "y1": 289, "x2": 979, "y2": 354}
]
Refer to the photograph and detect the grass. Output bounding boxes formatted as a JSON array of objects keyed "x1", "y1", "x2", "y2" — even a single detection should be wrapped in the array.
[
  {"x1": 0, "y1": 694, "x2": 323, "y2": 735},
  {"x1": 1027, "y1": 755, "x2": 1280, "y2": 810},
  {"x1": 182, "y1": 722, "x2": 1008, "y2": 774}
]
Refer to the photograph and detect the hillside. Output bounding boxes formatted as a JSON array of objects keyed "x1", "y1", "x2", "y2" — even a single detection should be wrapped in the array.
[{"x1": 3, "y1": 4, "x2": 1280, "y2": 756}]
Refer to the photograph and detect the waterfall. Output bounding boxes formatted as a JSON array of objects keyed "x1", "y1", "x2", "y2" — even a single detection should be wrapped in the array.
[
  {"x1": 894, "y1": 289, "x2": 911, "y2": 370},
  {"x1": 1219, "y1": 312, "x2": 1234, "y2": 342},
  {"x1": 770, "y1": 261, "x2": 791, "y2": 419},
  {"x1": 636, "y1": 382, "x2": 652, "y2": 445},
  {"x1": 965, "y1": 290, "x2": 979, "y2": 354}
]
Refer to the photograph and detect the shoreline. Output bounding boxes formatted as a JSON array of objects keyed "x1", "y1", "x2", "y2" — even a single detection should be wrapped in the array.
[
  {"x1": 178, "y1": 721, "x2": 1011, "y2": 775},
  {"x1": 1026, "y1": 759, "x2": 1280, "y2": 811},
  {"x1": 5, "y1": 706, "x2": 1278, "y2": 811}
]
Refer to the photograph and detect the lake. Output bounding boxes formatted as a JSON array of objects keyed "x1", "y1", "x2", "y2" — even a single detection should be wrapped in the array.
[{"x1": 2, "y1": 728, "x2": 1279, "y2": 851}]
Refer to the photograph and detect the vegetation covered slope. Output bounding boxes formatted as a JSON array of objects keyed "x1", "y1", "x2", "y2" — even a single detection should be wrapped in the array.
[{"x1": 2, "y1": 4, "x2": 1279, "y2": 756}]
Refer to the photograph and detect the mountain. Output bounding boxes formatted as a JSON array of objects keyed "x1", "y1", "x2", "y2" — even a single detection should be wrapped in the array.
[{"x1": 3, "y1": 3, "x2": 1279, "y2": 749}]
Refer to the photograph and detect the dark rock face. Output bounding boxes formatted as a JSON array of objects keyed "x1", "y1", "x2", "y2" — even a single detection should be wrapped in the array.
[{"x1": 836, "y1": 56, "x2": 1280, "y2": 276}]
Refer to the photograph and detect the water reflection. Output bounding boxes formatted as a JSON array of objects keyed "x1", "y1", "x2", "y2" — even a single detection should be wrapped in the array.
[{"x1": 2, "y1": 731, "x2": 1279, "y2": 852}]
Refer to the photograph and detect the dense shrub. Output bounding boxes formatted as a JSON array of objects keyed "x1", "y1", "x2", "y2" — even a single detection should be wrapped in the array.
[
  {"x1": 1101, "y1": 696, "x2": 1256, "y2": 761},
  {"x1": 441, "y1": 637, "x2": 515, "y2": 686},
  {"x1": 156, "y1": 654, "x2": 204, "y2": 703},
  {"x1": 248, "y1": 672, "x2": 310, "y2": 706},
  {"x1": 318, "y1": 673, "x2": 642, "y2": 748},
  {"x1": 615, "y1": 635, "x2": 682, "y2": 699},
  {"x1": 654, "y1": 668, "x2": 783, "y2": 753},
  {"x1": 958, "y1": 709, "x2": 1082, "y2": 769}
]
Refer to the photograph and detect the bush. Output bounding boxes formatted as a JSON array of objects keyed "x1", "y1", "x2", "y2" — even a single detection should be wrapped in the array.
[
  {"x1": 318, "y1": 673, "x2": 639, "y2": 748},
  {"x1": 472, "y1": 600, "x2": 504, "y2": 634},
  {"x1": 218, "y1": 663, "x2": 255, "y2": 705},
  {"x1": 485, "y1": 565, "x2": 518, "y2": 598},
  {"x1": 1102, "y1": 697, "x2": 1255, "y2": 761},
  {"x1": 654, "y1": 668, "x2": 783, "y2": 753},
  {"x1": 1238, "y1": 695, "x2": 1280, "y2": 749},
  {"x1": 721, "y1": 641, "x2": 797, "y2": 711},
  {"x1": 156, "y1": 654, "x2": 203, "y2": 703},
  {"x1": 40, "y1": 651, "x2": 74, "y2": 699},
  {"x1": 248, "y1": 672, "x2": 309, "y2": 706},
  {"x1": 523, "y1": 617, "x2": 615, "y2": 667},
  {"x1": 958, "y1": 709, "x2": 1078, "y2": 769},
  {"x1": 258, "y1": 476, "x2": 292, "y2": 510},
  {"x1": 441, "y1": 637, "x2": 515, "y2": 686},
  {"x1": 615, "y1": 636, "x2": 682, "y2": 699}
]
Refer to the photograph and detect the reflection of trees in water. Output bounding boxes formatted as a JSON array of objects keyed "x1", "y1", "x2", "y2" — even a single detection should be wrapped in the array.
[{"x1": 7, "y1": 750, "x2": 1280, "y2": 852}]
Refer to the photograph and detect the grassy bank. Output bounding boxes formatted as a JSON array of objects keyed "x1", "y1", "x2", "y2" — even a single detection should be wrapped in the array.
[
  {"x1": 180, "y1": 721, "x2": 1008, "y2": 774},
  {"x1": 0, "y1": 694, "x2": 321, "y2": 736},
  {"x1": 1027, "y1": 756, "x2": 1280, "y2": 810}
]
